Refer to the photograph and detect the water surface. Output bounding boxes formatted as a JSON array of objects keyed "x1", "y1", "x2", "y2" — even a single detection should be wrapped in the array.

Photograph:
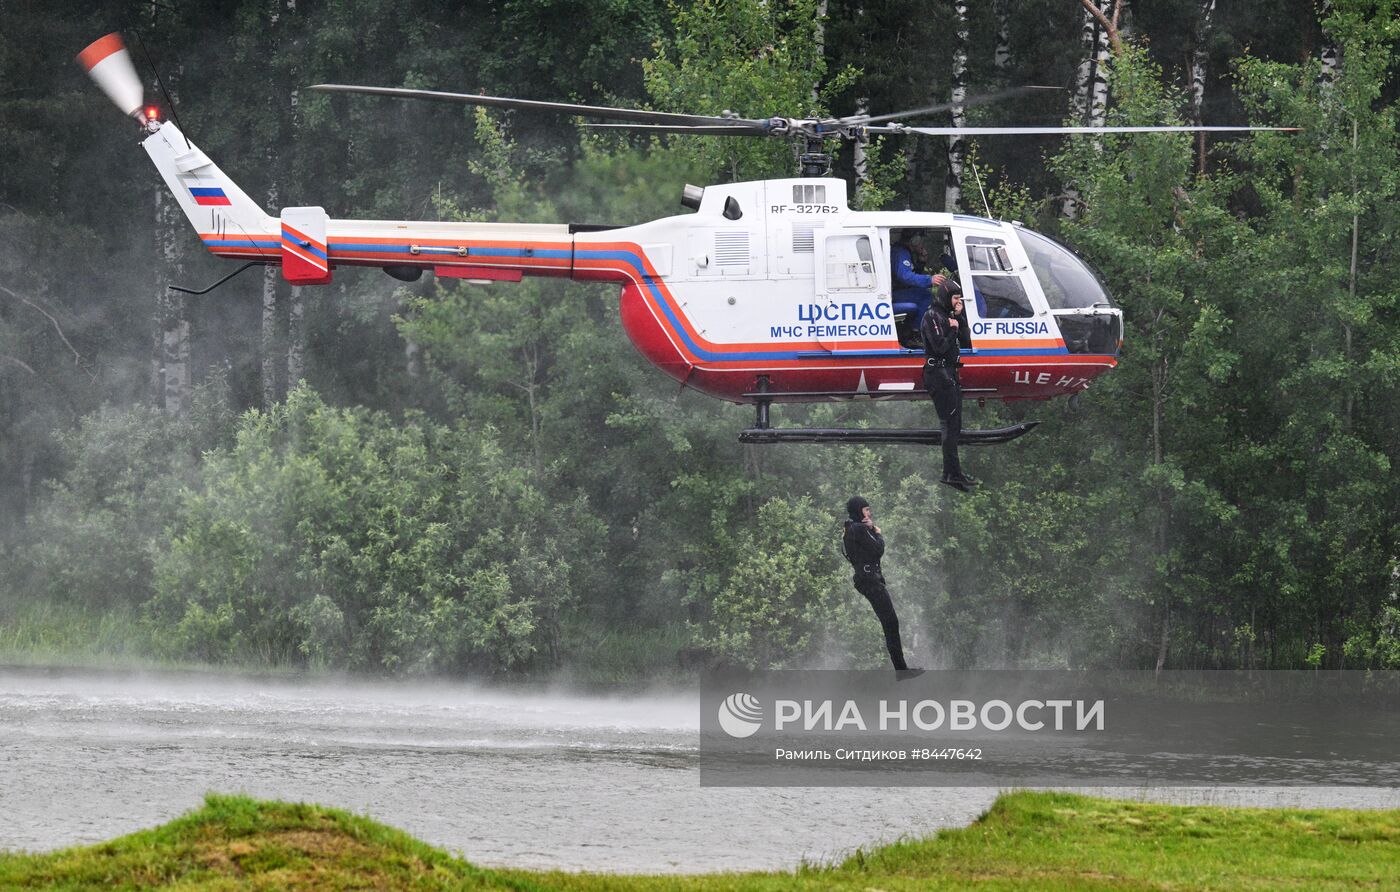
[{"x1": 1, "y1": 667, "x2": 1394, "y2": 872}]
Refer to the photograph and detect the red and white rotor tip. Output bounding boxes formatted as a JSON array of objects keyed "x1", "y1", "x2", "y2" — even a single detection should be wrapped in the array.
[{"x1": 76, "y1": 33, "x2": 151, "y2": 126}]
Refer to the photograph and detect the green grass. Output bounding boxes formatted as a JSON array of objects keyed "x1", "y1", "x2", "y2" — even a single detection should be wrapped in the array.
[
  {"x1": 1, "y1": 791, "x2": 1396, "y2": 890},
  {"x1": 0, "y1": 597, "x2": 696, "y2": 683},
  {"x1": 0, "y1": 599, "x2": 163, "y2": 670},
  {"x1": 0, "y1": 599, "x2": 304, "y2": 676},
  {"x1": 555, "y1": 619, "x2": 697, "y2": 685}
]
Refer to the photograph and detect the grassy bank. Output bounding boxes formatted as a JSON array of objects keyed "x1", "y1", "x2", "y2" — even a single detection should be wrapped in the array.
[
  {"x1": 0, "y1": 597, "x2": 693, "y2": 683},
  {"x1": 1, "y1": 792, "x2": 1395, "y2": 890},
  {"x1": 0, "y1": 600, "x2": 165, "y2": 671}
]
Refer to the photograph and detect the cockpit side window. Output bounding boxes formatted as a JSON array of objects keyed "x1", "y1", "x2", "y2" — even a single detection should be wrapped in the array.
[
  {"x1": 965, "y1": 235, "x2": 1033, "y2": 318},
  {"x1": 855, "y1": 236, "x2": 873, "y2": 264},
  {"x1": 966, "y1": 236, "x2": 1014, "y2": 272},
  {"x1": 973, "y1": 275, "x2": 1034, "y2": 318}
]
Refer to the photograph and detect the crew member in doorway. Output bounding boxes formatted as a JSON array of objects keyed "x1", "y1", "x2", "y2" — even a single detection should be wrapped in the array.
[
  {"x1": 891, "y1": 231, "x2": 946, "y2": 347},
  {"x1": 842, "y1": 497, "x2": 924, "y2": 680},
  {"x1": 921, "y1": 278, "x2": 978, "y2": 492}
]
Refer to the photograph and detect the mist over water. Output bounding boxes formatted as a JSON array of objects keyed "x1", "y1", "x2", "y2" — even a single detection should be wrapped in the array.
[{"x1": 1, "y1": 666, "x2": 1395, "y2": 872}]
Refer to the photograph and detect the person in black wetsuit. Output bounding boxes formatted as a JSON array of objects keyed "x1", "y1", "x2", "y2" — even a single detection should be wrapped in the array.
[
  {"x1": 921, "y1": 278, "x2": 977, "y2": 492},
  {"x1": 842, "y1": 496, "x2": 923, "y2": 679}
]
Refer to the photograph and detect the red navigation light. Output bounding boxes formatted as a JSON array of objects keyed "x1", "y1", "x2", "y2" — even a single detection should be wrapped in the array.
[{"x1": 145, "y1": 106, "x2": 159, "y2": 120}]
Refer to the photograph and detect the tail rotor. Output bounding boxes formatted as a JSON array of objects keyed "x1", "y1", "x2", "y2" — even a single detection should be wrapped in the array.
[{"x1": 76, "y1": 33, "x2": 156, "y2": 129}]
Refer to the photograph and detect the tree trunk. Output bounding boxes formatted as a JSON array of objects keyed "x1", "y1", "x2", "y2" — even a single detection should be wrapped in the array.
[
  {"x1": 852, "y1": 95, "x2": 871, "y2": 205},
  {"x1": 262, "y1": 183, "x2": 281, "y2": 409},
  {"x1": 1191, "y1": 0, "x2": 1215, "y2": 175},
  {"x1": 945, "y1": 0, "x2": 969, "y2": 213},
  {"x1": 405, "y1": 316, "x2": 421, "y2": 380},
  {"x1": 512, "y1": 341, "x2": 544, "y2": 472},
  {"x1": 287, "y1": 285, "x2": 304, "y2": 388},
  {"x1": 154, "y1": 182, "x2": 189, "y2": 415},
  {"x1": 1151, "y1": 352, "x2": 1171, "y2": 675},
  {"x1": 1345, "y1": 116, "x2": 1358, "y2": 432},
  {"x1": 994, "y1": 0, "x2": 1011, "y2": 71},
  {"x1": 1088, "y1": 5, "x2": 1111, "y2": 128},
  {"x1": 1069, "y1": 3, "x2": 1095, "y2": 125},
  {"x1": 150, "y1": 49, "x2": 190, "y2": 416},
  {"x1": 1063, "y1": 2, "x2": 1099, "y2": 217},
  {"x1": 1319, "y1": 0, "x2": 1339, "y2": 85}
]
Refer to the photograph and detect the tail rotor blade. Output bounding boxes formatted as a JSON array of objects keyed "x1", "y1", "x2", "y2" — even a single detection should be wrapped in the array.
[{"x1": 76, "y1": 33, "x2": 144, "y2": 120}]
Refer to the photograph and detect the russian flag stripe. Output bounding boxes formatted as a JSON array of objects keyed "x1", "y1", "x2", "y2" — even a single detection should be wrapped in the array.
[{"x1": 190, "y1": 185, "x2": 231, "y2": 207}]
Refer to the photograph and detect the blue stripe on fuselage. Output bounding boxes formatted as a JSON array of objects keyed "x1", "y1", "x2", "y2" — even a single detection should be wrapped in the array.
[
  {"x1": 281, "y1": 232, "x2": 328, "y2": 260},
  {"x1": 213, "y1": 237, "x2": 1091, "y2": 364}
]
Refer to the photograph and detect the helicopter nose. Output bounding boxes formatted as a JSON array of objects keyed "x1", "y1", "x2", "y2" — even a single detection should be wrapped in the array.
[{"x1": 1014, "y1": 227, "x2": 1122, "y2": 355}]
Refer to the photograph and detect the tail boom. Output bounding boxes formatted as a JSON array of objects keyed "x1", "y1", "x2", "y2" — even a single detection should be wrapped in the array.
[{"x1": 140, "y1": 122, "x2": 640, "y2": 289}]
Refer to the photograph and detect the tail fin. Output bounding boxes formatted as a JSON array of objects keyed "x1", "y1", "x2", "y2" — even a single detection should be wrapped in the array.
[
  {"x1": 79, "y1": 32, "x2": 275, "y2": 259},
  {"x1": 142, "y1": 121, "x2": 277, "y2": 259}
]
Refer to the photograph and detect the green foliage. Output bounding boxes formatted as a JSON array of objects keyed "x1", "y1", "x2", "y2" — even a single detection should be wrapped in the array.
[
  {"x1": 151, "y1": 387, "x2": 599, "y2": 673},
  {"x1": 849, "y1": 137, "x2": 907, "y2": 211},
  {"x1": 686, "y1": 496, "x2": 864, "y2": 669},
  {"x1": 13, "y1": 379, "x2": 234, "y2": 609},
  {"x1": 643, "y1": 0, "x2": 857, "y2": 180},
  {"x1": 3, "y1": 0, "x2": 1399, "y2": 678}
]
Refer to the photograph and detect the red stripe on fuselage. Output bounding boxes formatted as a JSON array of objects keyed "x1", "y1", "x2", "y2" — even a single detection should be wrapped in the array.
[
  {"x1": 280, "y1": 222, "x2": 326, "y2": 255},
  {"x1": 280, "y1": 239, "x2": 325, "y2": 271},
  {"x1": 198, "y1": 230, "x2": 1114, "y2": 400}
]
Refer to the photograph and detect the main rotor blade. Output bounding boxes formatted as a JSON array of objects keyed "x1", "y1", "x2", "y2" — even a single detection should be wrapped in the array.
[
  {"x1": 308, "y1": 84, "x2": 762, "y2": 128},
  {"x1": 837, "y1": 86, "x2": 1063, "y2": 127},
  {"x1": 583, "y1": 122, "x2": 773, "y2": 136},
  {"x1": 870, "y1": 124, "x2": 1298, "y2": 136}
]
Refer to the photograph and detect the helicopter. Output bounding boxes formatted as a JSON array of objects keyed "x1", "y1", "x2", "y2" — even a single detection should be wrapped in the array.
[{"x1": 79, "y1": 32, "x2": 1291, "y2": 447}]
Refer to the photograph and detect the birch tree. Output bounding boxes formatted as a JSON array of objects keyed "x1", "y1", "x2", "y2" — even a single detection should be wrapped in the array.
[
  {"x1": 946, "y1": 0, "x2": 969, "y2": 212},
  {"x1": 1191, "y1": 0, "x2": 1216, "y2": 174}
]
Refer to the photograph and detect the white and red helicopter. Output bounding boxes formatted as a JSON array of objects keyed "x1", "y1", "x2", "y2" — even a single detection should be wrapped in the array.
[{"x1": 80, "y1": 32, "x2": 1289, "y2": 446}]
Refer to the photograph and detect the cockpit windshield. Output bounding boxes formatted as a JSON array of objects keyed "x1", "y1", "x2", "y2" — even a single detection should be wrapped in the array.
[{"x1": 1015, "y1": 228, "x2": 1116, "y2": 310}]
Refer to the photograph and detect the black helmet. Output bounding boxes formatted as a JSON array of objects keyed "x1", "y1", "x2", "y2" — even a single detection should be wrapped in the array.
[
  {"x1": 845, "y1": 496, "x2": 871, "y2": 520},
  {"x1": 935, "y1": 277, "x2": 964, "y2": 312}
]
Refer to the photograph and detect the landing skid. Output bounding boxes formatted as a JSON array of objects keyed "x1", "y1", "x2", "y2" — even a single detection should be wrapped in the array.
[
  {"x1": 738, "y1": 375, "x2": 1039, "y2": 446},
  {"x1": 739, "y1": 423, "x2": 1038, "y2": 446}
]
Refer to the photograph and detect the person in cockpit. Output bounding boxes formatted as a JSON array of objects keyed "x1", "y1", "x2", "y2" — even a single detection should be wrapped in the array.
[{"x1": 891, "y1": 231, "x2": 946, "y2": 346}]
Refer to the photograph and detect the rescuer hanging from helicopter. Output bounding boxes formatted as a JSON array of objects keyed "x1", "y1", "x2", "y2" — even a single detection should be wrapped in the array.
[
  {"x1": 922, "y1": 279, "x2": 978, "y2": 492},
  {"x1": 841, "y1": 497, "x2": 924, "y2": 680}
]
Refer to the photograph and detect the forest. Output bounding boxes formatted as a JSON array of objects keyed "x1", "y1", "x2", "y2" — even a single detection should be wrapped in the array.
[{"x1": 0, "y1": 0, "x2": 1396, "y2": 678}]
